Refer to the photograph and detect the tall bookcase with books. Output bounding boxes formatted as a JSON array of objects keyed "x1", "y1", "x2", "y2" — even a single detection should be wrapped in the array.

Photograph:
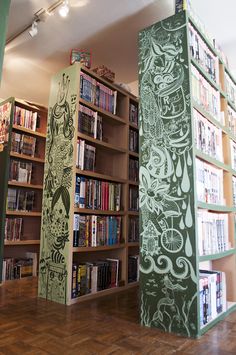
[
  {"x1": 0, "y1": 97, "x2": 47, "y2": 281},
  {"x1": 38, "y1": 63, "x2": 139, "y2": 304},
  {"x1": 139, "y1": 10, "x2": 236, "y2": 337}
]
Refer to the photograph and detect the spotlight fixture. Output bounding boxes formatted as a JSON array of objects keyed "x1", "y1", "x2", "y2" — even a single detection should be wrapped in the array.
[
  {"x1": 29, "y1": 21, "x2": 38, "y2": 37},
  {"x1": 59, "y1": 1, "x2": 70, "y2": 17}
]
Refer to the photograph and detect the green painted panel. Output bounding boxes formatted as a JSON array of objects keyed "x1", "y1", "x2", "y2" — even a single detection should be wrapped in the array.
[
  {"x1": 0, "y1": 0, "x2": 10, "y2": 83},
  {"x1": 139, "y1": 11, "x2": 198, "y2": 337},
  {"x1": 0, "y1": 98, "x2": 14, "y2": 281},
  {"x1": 38, "y1": 65, "x2": 79, "y2": 304}
]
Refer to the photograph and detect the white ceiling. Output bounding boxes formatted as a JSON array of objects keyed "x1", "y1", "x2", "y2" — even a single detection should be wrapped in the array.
[{"x1": 0, "y1": 0, "x2": 236, "y2": 106}]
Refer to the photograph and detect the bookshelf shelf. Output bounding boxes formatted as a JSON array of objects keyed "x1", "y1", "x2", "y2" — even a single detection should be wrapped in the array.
[
  {"x1": 200, "y1": 302, "x2": 236, "y2": 336},
  {"x1": 12, "y1": 124, "x2": 46, "y2": 138},
  {"x1": 139, "y1": 9, "x2": 236, "y2": 337},
  {"x1": 8, "y1": 181, "x2": 43, "y2": 190},
  {"x1": 75, "y1": 169, "x2": 126, "y2": 183},
  {"x1": 191, "y1": 57, "x2": 219, "y2": 91},
  {"x1": 10, "y1": 152, "x2": 45, "y2": 163},
  {"x1": 197, "y1": 202, "x2": 236, "y2": 213},
  {"x1": 74, "y1": 208, "x2": 124, "y2": 215},
  {"x1": 128, "y1": 211, "x2": 139, "y2": 216},
  {"x1": 38, "y1": 63, "x2": 139, "y2": 305},
  {"x1": 129, "y1": 151, "x2": 139, "y2": 158},
  {"x1": 79, "y1": 98, "x2": 126, "y2": 125},
  {"x1": 199, "y1": 249, "x2": 236, "y2": 262},
  {"x1": 194, "y1": 149, "x2": 230, "y2": 172},
  {"x1": 129, "y1": 122, "x2": 139, "y2": 130},
  {"x1": 73, "y1": 244, "x2": 125, "y2": 253},
  {"x1": 6, "y1": 211, "x2": 42, "y2": 217},
  {"x1": 77, "y1": 132, "x2": 126, "y2": 154},
  {"x1": 5, "y1": 240, "x2": 40, "y2": 246},
  {"x1": 127, "y1": 242, "x2": 139, "y2": 247},
  {"x1": 128, "y1": 180, "x2": 139, "y2": 186},
  {"x1": 0, "y1": 97, "x2": 47, "y2": 282}
]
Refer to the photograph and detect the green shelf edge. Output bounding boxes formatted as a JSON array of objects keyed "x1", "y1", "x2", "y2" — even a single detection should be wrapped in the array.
[
  {"x1": 194, "y1": 149, "x2": 230, "y2": 172},
  {"x1": 197, "y1": 202, "x2": 236, "y2": 212},
  {"x1": 191, "y1": 57, "x2": 219, "y2": 92},
  {"x1": 192, "y1": 101, "x2": 227, "y2": 133},
  {"x1": 200, "y1": 303, "x2": 236, "y2": 336},
  {"x1": 199, "y1": 248, "x2": 236, "y2": 262}
]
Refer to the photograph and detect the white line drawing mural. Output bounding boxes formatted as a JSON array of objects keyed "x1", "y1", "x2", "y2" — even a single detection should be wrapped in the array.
[{"x1": 139, "y1": 11, "x2": 198, "y2": 336}]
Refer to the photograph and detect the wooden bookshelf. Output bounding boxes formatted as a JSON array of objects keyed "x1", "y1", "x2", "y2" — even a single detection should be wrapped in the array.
[
  {"x1": 139, "y1": 9, "x2": 236, "y2": 337},
  {"x1": 38, "y1": 63, "x2": 139, "y2": 305},
  {"x1": 0, "y1": 97, "x2": 47, "y2": 282}
]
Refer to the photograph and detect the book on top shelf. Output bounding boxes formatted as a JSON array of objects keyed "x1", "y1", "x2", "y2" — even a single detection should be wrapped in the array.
[{"x1": 14, "y1": 106, "x2": 38, "y2": 131}]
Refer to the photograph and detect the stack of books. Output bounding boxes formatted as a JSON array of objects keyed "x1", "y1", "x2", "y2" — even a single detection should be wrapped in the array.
[
  {"x1": 7, "y1": 188, "x2": 35, "y2": 211},
  {"x1": 194, "y1": 108, "x2": 222, "y2": 161},
  {"x1": 11, "y1": 132, "x2": 36, "y2": 157},
  {"x1": 75, "y1": 176, "x2": 121, "y2": 211},
  {"x1": 2, "y1": 253, "x2": 37, "y2": 281},
  {"x1": 4, "y1": 218, "x2": 23, "y2": 241},
  {"x1": 128, "y1": 255, "x2": 139, "y2": 283},
  {"x1": 129, "y1": 129, "x2": 139, "y2": 153},
  {"x1": 228, "y1": 105, "x2": 236, "y2": 136},
  {"x1": 199, "y1": 270, "x2": 227, "y2": 327},
  {"x1": 129, "y1": 187, "x2": 139, "y2": 211},
  {"x1": 129, "y1": 103, "x2": 138, "y2": 126},
  {"x1": 77, "y1": 139, "x2": 96, "y2": 171},
  {"x1": 80, "y1": 72, "x2": 117, "y2": 115},
  {"x1": 128, "y1": 216, "x2": 139, "y2": 242},
  {"x1": 73, "y1": 214, "x2": 122, "y2": 247},
  {"x1": 197, "y1": 210, "x2": 229, "y2": 255},
  {"x1": 78, "y1": 104, "x2": 103, "y2": 140},
  {"x1": 196, "y1": 159, "x2": 223, "y2": 204},
  {"x1": 189, "y1": 22, "x2": 219, "y2": 83},
  {"x1": 71, "y1": 258, "x2": 120, "y2": 298},
  {"x1": 9, "y1": 159, "x2": 33, "y2": 184},
  {"x1": 230, "y1": 140, "x2": 236, "y2": 170},
  {"x1": 191, "y1": 64, "x2": 221, "y2": 122},
  {"x1": 14, "y1": 106, "x2": 38, "y2": 131},
  {"x1": 225, "y1": 72, "x2": 236, "y2": 106}
]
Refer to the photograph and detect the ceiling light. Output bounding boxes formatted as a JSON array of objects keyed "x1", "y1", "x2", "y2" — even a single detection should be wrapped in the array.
[
  {"x1": 29, "y1": 21, "x2": 38, "y2": 38},
  {"x1": 59, "y1": 1, "x2": 70, "y2": 17}
]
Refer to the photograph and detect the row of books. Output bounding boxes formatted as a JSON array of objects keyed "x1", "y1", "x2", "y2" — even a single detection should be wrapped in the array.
[
  {"x1": 233, "y1": 176, "x2": 236, "y2": 207},
  {"x1": 225, "y1": 72, "x2": 236, "y2": 107},
  {"x1": 11, "y1": 132, "x2": 36, "y2": 157},
  {"x1": 129, "y1": 158, "x2": 139, "y2": 182},
  {"x1": 230, "y1": 140, "x2": 236, "y2": 170},
  {"x1": 189, "y1": 23, "x2": 219, "y2": 83},
  {"x1": 194, "y1": 108, "x2": 222, "y2": 161},
  {"x1": 71, "y1": 258, "x2": 120, "y2": 298},
  {"x1": 77, "y1": 139, "x2": 96, "y2": 171},
  {"x1": 75, "y1": 176, "x2": 121, "y2": 211},
  {"x1": 129, "y1": 186, "x2": 139, "y2": 211},
  {"x1": 129, "y1": 103, "x2": 138, "y2": 126},
  {"x1": 4, "y1": 217, "x2": 23, "y2": 241},
  {"x1": 2, "y1": 253, "x2": 37, "y2": 281},
  {"x1": 129, "y1": 129, "x2": 139, "y2": 153},
  {"x1": 9, "y1": 159, "x2": 33, "y2": 184},
  {"x1": 199, "y1": 270, "x2": 226, "y2": 327},
  {"x1": 197, "y1": 210, "x2": 229, "y2": 256},
  {"x1": 228, "y1": 105, "x2": 236, "y2": 136},
  {"x1": 78, "y1": 104, "x2": 103, "y2": 140},
  {"x1": 191, "y1": 64, "x2": 221, "y2": 123},
  {"x1": 73, "y1": 214, "x2": 122, "y2": 248},
  {"x1": 196, "y1": 159, "x2": 223, "y2": 205},
  {"x1": 80, "y1": 72, "x2": 117, "y2": 115},
  {"x1": 128, "y1": 255, "x2": 139, "y2": 283},
  {"x1": 7, "y1": 188, "x2": 35, "y2": 211},
  {"x1": 128, "y1": 216, "x2": 139, "y2": 243},
  {"x1": 14, "y1": 106, "x2": 38, "y2": 132}
]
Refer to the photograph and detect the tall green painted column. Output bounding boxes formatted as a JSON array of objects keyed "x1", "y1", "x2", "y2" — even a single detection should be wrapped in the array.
[
  {"x1": 0, "y1": 0, "x2": 10, "y2": 83},
  {"x1": 139, "y1": 11, "x2": 198, "y2": 337}
]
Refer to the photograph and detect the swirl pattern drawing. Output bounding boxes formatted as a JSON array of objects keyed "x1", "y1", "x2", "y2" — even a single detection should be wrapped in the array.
[
  {"x1": 139, "y1": 11, "x2": 198, "y2": 337},
  {"x1": 38, "y1": 67, "x2": 78, "y2": 304}
]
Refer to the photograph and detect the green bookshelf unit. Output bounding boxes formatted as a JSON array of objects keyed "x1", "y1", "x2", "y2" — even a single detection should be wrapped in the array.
[{"x1": 139, "y1": 10, "x2": 236, "y2": 337}]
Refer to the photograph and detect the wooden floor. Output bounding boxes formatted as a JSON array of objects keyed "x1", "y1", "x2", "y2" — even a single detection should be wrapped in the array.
[{"x1": 0, "y1": 279, "x2": 236, "y2": 354}]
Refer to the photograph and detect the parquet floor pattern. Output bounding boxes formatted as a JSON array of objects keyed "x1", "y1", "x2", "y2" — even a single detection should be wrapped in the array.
[{"x1": 0, "y1": 278, "x2": 236, "y2": 354}]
